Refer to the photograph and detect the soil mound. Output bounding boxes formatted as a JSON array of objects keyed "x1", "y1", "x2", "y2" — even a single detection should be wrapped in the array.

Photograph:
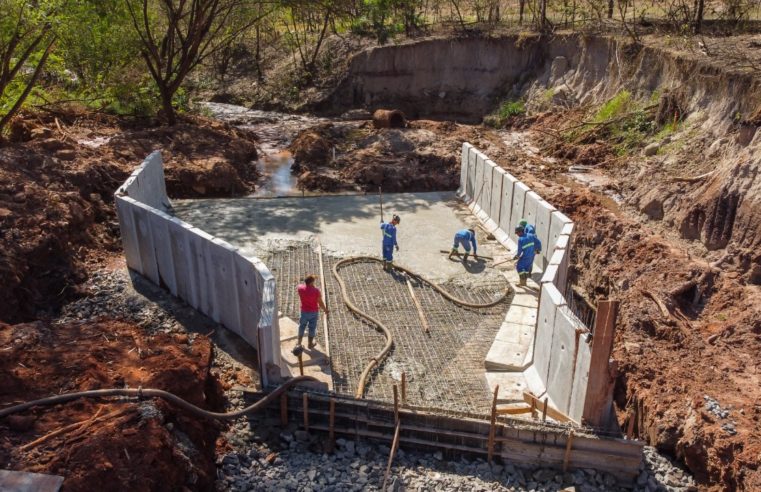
[
  {"x1": 0, "y1": 110, "x2": 261, "y2": 323},
  {"x1": 0, "y1": 319, "x2": 223, "y2": 491}
]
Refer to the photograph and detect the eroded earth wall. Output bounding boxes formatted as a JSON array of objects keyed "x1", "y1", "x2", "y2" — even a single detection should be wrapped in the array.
[{"x1": 326, "y1": 34, "x2": 761, "y2": 260}]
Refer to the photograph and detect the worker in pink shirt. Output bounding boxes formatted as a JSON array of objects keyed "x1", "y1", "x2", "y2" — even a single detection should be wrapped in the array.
[{"x1": 297, "y1": 274, "x2": 329, "y2": 349}]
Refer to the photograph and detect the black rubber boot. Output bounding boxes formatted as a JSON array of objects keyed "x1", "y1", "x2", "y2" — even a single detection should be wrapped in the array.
[{"x1": 308, "y1": 336, "x2": 315, "y2": 349}]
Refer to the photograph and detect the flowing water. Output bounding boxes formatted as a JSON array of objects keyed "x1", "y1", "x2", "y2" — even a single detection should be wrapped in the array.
[{"x1": 202, "y1": 102, "x2": 325, "y2": 197}]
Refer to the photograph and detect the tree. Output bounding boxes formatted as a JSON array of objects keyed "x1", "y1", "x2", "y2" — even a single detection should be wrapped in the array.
[
  {"x1": 0, "y1": 0, "x2": 59, "y2": 134},
  {"x1": 282, "y1": 0, "x2": 334, "y2": 75},
  {"x1": 126, "y1": 0, "x2": 271, "y2": 125}
]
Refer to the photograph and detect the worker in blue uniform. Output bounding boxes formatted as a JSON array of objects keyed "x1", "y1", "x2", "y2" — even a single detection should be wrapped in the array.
[
  {"x1": 518, "y1": 219, "x2": 542, "y2": 273},
  {"x1": 513, "y1": 225, "x2": 541, "y2": 286},
  {"x1": 380, "y1": 214, "x2": 400, "y2": 271},
  {"x1": 448, "y1": 228, "x2": 478, "y2": 262}
]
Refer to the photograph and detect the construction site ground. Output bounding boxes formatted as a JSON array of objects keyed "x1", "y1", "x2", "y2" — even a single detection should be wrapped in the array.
[{"x1": 3, "y1": 31, "x2": 761, "y2": 489}]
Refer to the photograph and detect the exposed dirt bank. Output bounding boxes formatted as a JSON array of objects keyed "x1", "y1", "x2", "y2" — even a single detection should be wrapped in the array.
[
  {"x1": 288, "y1": 120, "x2": 471, "y2": 192},
  {"x1": 0, "y1": 319, "x2": 222, "y2": 491},
  {"x1": 0, "y1": 110, "x2": 260, "y2": 323},
  {"x1": 548, "y1": 189, "x2": 761, "y2": 492}
]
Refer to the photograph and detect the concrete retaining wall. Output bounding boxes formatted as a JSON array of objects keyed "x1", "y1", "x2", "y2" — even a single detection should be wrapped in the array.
[
  {"x1": 115, "y1": 152, "x2": 281, "y2": 386},
  {"x1": 459, "y1": 143, "x2": 590, "y2": 422}
]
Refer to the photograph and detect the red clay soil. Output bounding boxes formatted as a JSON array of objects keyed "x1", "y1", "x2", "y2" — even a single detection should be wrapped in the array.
[
  {"x1": 0, "y1": 319, "x2": 224, "y2": 491},
  {"x1": 0, "y1": 110, "x2": 261, "y2": 323},
  {"x1": 548, "y1": 189, "x2": 761, "y2": 491},
  {"x1": 288, "y1": 120, "x2": 475, "y2": 193}
]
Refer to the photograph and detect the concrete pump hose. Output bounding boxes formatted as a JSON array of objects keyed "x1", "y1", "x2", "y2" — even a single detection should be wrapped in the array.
[
  {"x1": 0, "y1": 375, "x2": 317, "y2": 421},
  {"x1": 332, "y1": 256, "x2": 509, "y2": 399}
]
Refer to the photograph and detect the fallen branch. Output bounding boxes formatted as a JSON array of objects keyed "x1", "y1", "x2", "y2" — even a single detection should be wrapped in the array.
[
  {"x1": 19, "y1": 406, "x2": 131, "y2": 452},
  {"x1": 642, "y1": 290, "x2": 670, "y2": 318},
  {"x1": 670, "y1": 170, "x2": 716, "y2": 183}
]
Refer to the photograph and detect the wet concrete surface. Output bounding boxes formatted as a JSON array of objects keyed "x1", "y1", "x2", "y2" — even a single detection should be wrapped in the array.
[{"x1": 172, "y1": 192, "x2": 509, "y2": 282}]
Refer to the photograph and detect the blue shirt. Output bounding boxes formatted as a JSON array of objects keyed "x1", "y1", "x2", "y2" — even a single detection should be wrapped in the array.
[
  {"x1": 380, "y1": 222, "x2": 397, "y2": 246},
  {"x1": 454, "y1": 229, "x2": 477, "y2": 254}
]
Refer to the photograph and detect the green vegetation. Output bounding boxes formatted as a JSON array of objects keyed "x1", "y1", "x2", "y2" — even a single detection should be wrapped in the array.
[
  {"x1": 570, "y1": 89, "x2": 681, "y2": 156},
  {"x1": 0, "y1": 0, "x2": 754, "y2": 134},
  {"x1": 484, "y1": 99, "x2": 526, "y2": 127}
]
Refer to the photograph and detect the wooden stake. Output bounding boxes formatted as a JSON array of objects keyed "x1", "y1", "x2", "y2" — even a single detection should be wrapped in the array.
[
  {"x1": 317, "y1": 240, "x2": 331, "y2": 358},
  {"x1": 328, "y1": 395, "x2": 336, "y2": 452},
  {"x1": 280, "y1": 393, "x2": 288, "y2": 427},
  {"x1": 487, "y1": 385, "x2": 499, "y2": 464},
  {"x1": 298, "y1": 353, "x2": 304, "y2": 376},
  {"x1": 522, "y1": 391, "x2": 576, "y2": 424},
  {"x1": 563, "y1": 430, "x2": 575, "y2": 472},
  {"x1": 393, "y1": 385, "x2": 399, "y2": 424},
  {"x1": 582, "y1": 300, "x2": 619, "y2": 427},
  {"x1": 401, "y1": 372, "x2": 407, "y2": 405},
  {"x1": 406, "y1": 277, "x2": 430, "y2": 334},
  {"x1": 541, "y1": 397, "x2": 548, "y2": 422},
  {"x1": 303, "y1": 393, "x2": 309, "y2": 432},
  {"x1": 382, "y1": 420, "x2": 402, "y2": 490}
]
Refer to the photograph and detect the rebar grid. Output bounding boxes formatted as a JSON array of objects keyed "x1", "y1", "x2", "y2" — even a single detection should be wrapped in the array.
[{"x1": 267, "y1": 243, "x2": 510, "y2": 414}]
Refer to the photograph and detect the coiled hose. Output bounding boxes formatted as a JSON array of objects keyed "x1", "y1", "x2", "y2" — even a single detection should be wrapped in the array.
[
  {"x1": 332, "y1": 256, "x2": 509, "y2": 399},
  {"x1": 0, "y1": 375, "x2": 317, "y2": 420}
]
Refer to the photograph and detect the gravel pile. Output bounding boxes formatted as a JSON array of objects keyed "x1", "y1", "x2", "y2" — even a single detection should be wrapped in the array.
[{"x1": 216, "y1": 418, "x2": 698, "y2": 492}]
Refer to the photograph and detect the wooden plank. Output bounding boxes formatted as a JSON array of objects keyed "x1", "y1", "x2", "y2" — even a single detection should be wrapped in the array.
[
  {"x1": 303, "y1": 393, "x2": 309, "y2": 432},
  {"x1": 317, "y1": 240, "x2": 331, "y2": 357},
  {"x1": 280, "y1": 393, "x2": 288, "y2": 427},
  {"x1": 328, "y1": 395, "x2": 336, "y2": 452},
  {"x1": 487, "y1": 385, "x2": 499, "y2": 463},
  {"x1": 563, "y1": 430, "x2": 575, "y2": 472},
  {"x1": 496, "y1": 405, "x2": 532, "y2": 415},
  {"x1": 523, "y1": 391, "x2": 576, "y2": 424},
  {"x1": 583, "y1": 300, "x2": 619, "y2": 427},
  {"x1": 406, "y1": 277, "x2": 430, "y2": 334}
]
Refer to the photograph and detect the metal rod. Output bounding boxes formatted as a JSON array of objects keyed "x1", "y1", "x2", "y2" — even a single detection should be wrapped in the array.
[
  {"x1": 298, "y1": 353, "x2": 304, "y2": 376},
  {"x1": 393, "y1": 385, "x2": 399, "y2": 424},
  {"x1": 382, "y1": 420, "x2": 402, "y2": 490},
  {"x1": 401, "y1": 372, "x2": 407, "y2": 405}
]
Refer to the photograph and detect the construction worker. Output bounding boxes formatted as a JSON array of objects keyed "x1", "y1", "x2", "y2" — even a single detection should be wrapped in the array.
[
  {"x1": 297, "y1": 274, "x2": 328, "y2": 349},
  {"x1": 448, "y1": 228, "x2": 478, "y2": 262},
  {"x1": 513, "y1": 225, "x2": 541, "y2": 286},
  {"x1": 519, "y1": 218, "x2": 538, "y2": 238},
  {"x1": 518, "y1": 219, "x2": 542, "y2": 272},
  {"x1": 380, "y1": 214, "x2": 400, "y2": 271}
]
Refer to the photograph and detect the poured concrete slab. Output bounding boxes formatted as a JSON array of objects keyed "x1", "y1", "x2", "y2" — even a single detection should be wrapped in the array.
[
  {"x1": 279, "y1": 316, "x2": 331, "y2": 390},
  {"x1": 485, "y1": 372, "x2": 529, "y2": 403},
  {"x1": 0, "y1": 470, "x2": 63, "y2": 492},
  {"x1": 173, "y1": 192, "x2": 505, "y2": 282}
]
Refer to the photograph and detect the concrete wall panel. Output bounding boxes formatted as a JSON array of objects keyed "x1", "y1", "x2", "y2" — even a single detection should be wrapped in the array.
[
  {"x1": 534, "y1": 283, "x2": 565, "y2": 382},
  {"x1": 167, "y1": 217, "x2": 197, "y2": 304},
  {"x1": 509, "y1": 182, "x2": 529, "y2": 244},
  {"x1": 477, "y1": 157, "x2": 494, "y2": 219},
  {"x1": 548, "y1": 211, "x2": 572, "y2": 255},
  {"x1": 498, "y1": 173, "x2": 518, "y2": 237},
  {"x1": 460, "y1": 143, "x2": 473, "y2": 196},
  {"x1": 545, "y1": 306, "x2": 579, "y2": 414},
  {"x1": 115, "y1": 197, "x2": 141, "y2": 273},
  {"x1": 569, "y1": 335, "x2": 592, "y2": 422},
  {"x1": 148, "y1": 209, "x2": 178, "y2": 296},
  {"x1": 466, "y1": 147, "x2": 478, "y2": 201},
  {"x1": 130, "y1": 202, "x2": 160, "y2": 285},
  {"x1": 186, "y1": 227, "x2": 215, "y2": 315},
  {"x1": 489, "y1": 164, "x2": 505, "y2": 224},
  {"x1": 535, "y1": 199, "x2": 556, "y2": 267},
  {"x1": 233, "y1": 254, "x2": 262, "y2": 349},
  {"x1": 207, "y1": 238, "x2": 242, "y2": 333}
]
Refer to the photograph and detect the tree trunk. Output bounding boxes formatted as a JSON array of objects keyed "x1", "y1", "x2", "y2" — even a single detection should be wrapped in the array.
[
  {"x1": 540, "y1": 0, "x2": 548, "y2": 30},
  {"x1": 694, "y1": 0, "x2": 705, "y2": 33},
  {"x1": 519, "y1": 0, "x2": 526, "y2": 24},
  {"x1": 159, "y1": 87, "x2": 176, "y2": 126},
  {"x1": 608, "y1": 0, "x2": 614, "y2": 19}
]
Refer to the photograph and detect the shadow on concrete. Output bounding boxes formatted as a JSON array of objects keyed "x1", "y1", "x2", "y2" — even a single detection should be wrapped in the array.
[{"x1": 128, "y1": 270, "x2": 261, "y2": 381}]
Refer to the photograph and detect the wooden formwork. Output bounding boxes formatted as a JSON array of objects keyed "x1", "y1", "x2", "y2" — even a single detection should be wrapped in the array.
[{"x1": 245, "y1": 389, "x2": 644, "y2": 486}]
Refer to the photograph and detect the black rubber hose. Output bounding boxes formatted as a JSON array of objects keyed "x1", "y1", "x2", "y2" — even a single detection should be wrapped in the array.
[
  {"x1": 332, "y1": 256, "x2": 509, "y2": 399},
  {"x1": 0, "y1": 375, "x2": 317, "y2": 421}
]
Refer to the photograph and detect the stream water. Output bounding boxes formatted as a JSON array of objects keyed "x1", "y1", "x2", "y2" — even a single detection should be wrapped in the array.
[{"x1": 202, "y1": 102, "x2": 325, "y2": 197}]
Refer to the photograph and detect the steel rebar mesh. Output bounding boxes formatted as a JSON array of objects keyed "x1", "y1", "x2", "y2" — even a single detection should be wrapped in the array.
[{"x1": 267, "y1": 243, "x2": 510, "y2": 414}]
